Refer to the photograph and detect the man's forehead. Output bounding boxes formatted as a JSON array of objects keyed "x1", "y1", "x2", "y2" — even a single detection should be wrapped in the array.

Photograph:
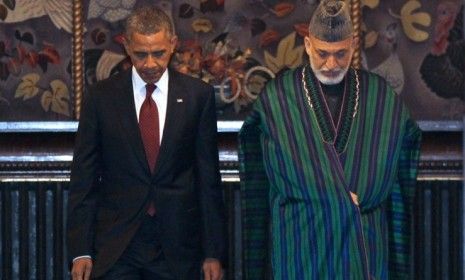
[
  {"x1": 126, "y1": 31, "x2": 174, "y2": 49},
  {"x1": 309, "y1": 34, "x2": 353, "y2": 50},
  {"x1": 126, "y1": 28, "x2": 173, "y2": 42}
]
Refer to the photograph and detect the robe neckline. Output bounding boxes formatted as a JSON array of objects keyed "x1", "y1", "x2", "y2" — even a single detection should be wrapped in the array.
[{"x1": 302, "y1": 65, "x2": 359, "y2": 154}]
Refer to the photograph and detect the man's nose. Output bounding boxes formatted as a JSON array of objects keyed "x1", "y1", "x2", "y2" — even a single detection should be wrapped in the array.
[
  {"x1": 325, "y1": 55, "x2": 338, "y2": 69},
  {"x1": 144, "y1": 54, "x2": 159, "y2": 68}
]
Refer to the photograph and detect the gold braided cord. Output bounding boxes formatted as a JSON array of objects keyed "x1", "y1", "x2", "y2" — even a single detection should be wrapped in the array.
[
  {"x1": 301, "y1": 66, "x2": 360, "y2": 148},
  {"x1": 350, "y1": 0, "x2": 362, "y2": 69},
  {"x1": 353, "y1": 69, "x2": 359, "y2": 118},
  {"x1": 72, "y1": 0, "x2": 84, "y2": 120}
]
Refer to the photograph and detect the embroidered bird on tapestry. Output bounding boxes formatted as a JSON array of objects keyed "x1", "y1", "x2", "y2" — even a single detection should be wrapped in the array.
[
  {"x1": 87, "y1": 0, "x2": 173, "y2": 24},
  {"x1": 1, "y1": 0, "x2": 73, "y2": 33}
]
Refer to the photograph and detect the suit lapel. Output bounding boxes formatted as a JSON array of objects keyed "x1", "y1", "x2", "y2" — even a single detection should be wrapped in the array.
[
  {"x1": 113, "y1": 70, "x2": 151, "y2": 174},
  {"x1": 152, "y1": 70, "x2": 186, "y2": 178}
]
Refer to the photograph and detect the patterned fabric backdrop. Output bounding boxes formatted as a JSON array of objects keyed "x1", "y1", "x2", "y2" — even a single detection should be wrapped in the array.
[
  {"x1": 362, "y1": 0, "x2": 464, "y2": 121},
  {"x1": 0, "y1": 0, "x2": 73, "y2": 120},
  {"x1": 0, "y1": 0, "x2": 463, "y2": 121}
]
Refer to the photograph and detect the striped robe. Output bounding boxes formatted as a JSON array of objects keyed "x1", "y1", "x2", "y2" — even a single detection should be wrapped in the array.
[{"x1": 239, "y1": 66, "x2": 421, "y2": 279}]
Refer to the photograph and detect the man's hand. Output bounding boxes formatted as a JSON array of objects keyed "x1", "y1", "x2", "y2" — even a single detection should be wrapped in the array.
[
  {"x1": 350, "y1": 191, "x2": 359, "y2": 206},
  {"x1": 202, "y1": 258, "x2": 223, "y2": 280},
  {"x1": 71, "y1": 258, "x2": 93, "y2": 280}
]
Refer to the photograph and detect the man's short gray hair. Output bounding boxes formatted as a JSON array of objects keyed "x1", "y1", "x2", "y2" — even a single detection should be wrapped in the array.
[{"x1": 125, "y1": 5, "x2": 174, "y2": 39}]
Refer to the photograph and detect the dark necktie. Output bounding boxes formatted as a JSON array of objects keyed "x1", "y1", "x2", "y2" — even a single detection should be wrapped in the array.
[
  {"x1": 139, "y1": 84, "x2": 159, "y2": 216},
  {"x1": 139, "y1": 83, "x2": 159, "y2": 174}
]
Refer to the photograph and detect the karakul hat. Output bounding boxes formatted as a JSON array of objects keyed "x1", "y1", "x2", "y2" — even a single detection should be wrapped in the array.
[{"x1": 308, "y1": 0, "x2": 353, "y2": 42}]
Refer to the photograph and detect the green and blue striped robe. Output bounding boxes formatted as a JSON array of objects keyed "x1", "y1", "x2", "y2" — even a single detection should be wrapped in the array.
[{"x1": 239, "y1": 66, "x2": 421, "y2": 279}]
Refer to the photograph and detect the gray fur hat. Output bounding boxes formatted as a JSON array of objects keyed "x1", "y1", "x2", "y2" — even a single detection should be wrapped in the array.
[{"x1": 308, "y1": 0, "x2": 353, "y2": 42}]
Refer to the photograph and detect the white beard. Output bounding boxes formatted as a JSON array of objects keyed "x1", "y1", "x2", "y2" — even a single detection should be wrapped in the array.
[{"x1": 310, "y1": 60, "x2": 350, "y2": 85}]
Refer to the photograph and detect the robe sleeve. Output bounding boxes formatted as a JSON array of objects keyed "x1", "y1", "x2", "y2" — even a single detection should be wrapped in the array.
[
  {"x1": 238, "y1": 100, "x2": 271, "y2": 279},
  {"x1": 387, "y1": 117, "x2": 422, "y2": 279}
]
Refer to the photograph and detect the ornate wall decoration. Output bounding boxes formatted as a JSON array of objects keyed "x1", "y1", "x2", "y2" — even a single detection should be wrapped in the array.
[
  {"x1": 362, "y1": 0, "x2": 464, "y2": 120},
  {"x1": 1, "y1": 0, "x2": 364, "y2": 121},
  {"x1": 0, "y1": 0, "x2": 73, "y2": 120}
]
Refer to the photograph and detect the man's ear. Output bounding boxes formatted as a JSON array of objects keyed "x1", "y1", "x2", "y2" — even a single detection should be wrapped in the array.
[
  {"x1": 304, "y1": 36, "x2": 311, "y2": 49},
  {"x1": 304, "y1": 36, "x2": 312, "y2": 56},
  {"x1": 170, "y1": 35, "x2": 178, "y2": 53},
  {"x1": 122, "y1": 35, "x2": 130, "y2": 53}
]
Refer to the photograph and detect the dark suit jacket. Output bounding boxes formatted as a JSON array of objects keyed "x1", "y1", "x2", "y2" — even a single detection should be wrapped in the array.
[{"x1": 67, "y1": 69, "x2": 226, "y2": 279}]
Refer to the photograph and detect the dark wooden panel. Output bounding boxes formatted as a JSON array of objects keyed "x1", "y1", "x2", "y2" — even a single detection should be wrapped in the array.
[{"x1": 0, "y1": 129, "x2": 462, "y2": 279}]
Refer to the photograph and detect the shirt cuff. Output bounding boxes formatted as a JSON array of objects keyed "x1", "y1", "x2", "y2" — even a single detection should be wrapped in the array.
[{"x1": 73, "y1": 255, "x2": 92, "y2": 262}]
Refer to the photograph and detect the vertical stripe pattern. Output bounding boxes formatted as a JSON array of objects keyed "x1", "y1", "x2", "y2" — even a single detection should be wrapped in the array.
[{"x1": 239, "y1": 66, "x2": 421, "y2": 279}]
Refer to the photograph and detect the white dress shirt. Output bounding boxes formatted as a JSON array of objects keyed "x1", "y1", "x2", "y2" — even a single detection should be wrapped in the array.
[
  {"x1": 132, "y1": 67, "x2": 169, "y2": 143},
  {"x1": 73, "y1": 68, "x2": 170, "y2": 263}
]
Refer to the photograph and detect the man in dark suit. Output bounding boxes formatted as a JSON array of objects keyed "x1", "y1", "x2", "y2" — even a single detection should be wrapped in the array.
[{"x1": 67, "y1": 5, "x2": 225, "y2": 280}]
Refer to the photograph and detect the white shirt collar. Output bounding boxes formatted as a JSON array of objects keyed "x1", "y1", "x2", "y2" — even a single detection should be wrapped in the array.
[
  {"x1": 131, "y1": 66, "x2": 169, "y2": 97},
  {"x1": 131, "y1": 67, "x2": 169, "y2": 142}
]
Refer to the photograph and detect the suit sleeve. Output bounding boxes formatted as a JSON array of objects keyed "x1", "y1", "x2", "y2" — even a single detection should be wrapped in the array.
[
  {"x1": 195, "y1": 86, "x2": 227, "y2": 263},
  {"x1": 66, "y1": 89, "x2": 101, "y2": 263}
]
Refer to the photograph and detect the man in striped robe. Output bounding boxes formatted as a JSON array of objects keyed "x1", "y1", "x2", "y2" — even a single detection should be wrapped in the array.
[{"x1": 239, "y1": 1, "x2": 421, "y2": 279}]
